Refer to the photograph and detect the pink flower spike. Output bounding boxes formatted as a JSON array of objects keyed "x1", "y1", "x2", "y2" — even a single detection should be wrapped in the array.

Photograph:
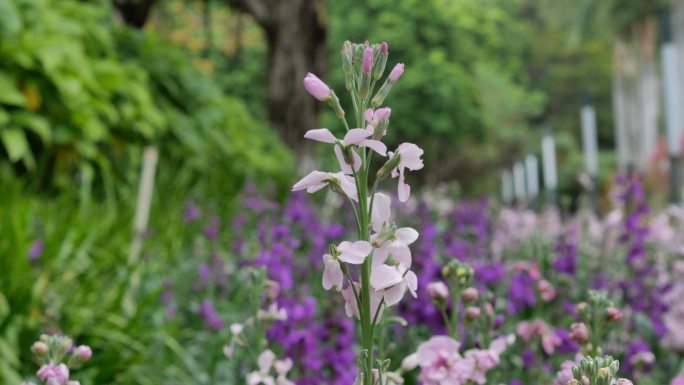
[
  {"x1": 362, "y1": 47, "x2": 374, "y2": 74},
  {"x1": 303, "y1": 73, "x2": 331, "y2": 101},
  {"x1": 304, "y1": 128, "x2": 337, "y2": 143},
  {"x1": 389, "y1": 63, "x2": 404, "y2": 83},
  {"x1": 337, "y1": 240, "x2": 372, "y2": 264}
]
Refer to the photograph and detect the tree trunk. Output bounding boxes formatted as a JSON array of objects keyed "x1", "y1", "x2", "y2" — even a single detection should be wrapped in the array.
[
  {"x1": 113, "y1": 0, "x2": 159, "y2": 29},
  {"x1": 225, "y1": 0, "x2": 327, "y2": 150}
]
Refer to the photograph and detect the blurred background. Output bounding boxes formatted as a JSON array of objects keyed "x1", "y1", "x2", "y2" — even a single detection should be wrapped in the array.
[
  {"x1": 2, "y1": 0, "x2": 682, "y2": 202},
  {"x1": 2, "y1": 0, "x2": 684, "y2": 383}
]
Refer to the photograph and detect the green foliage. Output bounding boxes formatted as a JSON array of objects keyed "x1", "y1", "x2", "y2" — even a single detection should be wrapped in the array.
[{"x1": 0, "y1": 0, "x2": 292, "y2": 193}]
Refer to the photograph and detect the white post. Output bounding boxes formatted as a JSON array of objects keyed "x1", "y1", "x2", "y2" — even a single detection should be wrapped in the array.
[
  {"x1": 525, "y1": 154, "x2": 539, "y2": 199},
  {"x1": 513, "y1": 161, "x2": 526, "y2": 200},
  {"x1": 662, "y1": 12, "x2": 683, "y2": 202},
  {"x1": 542, "y1": 132, "x2": 558, "y2": 192},
  {"x1": 501, "y1": 170, "x2": 513, "y2": 204},
  {"x1": 580, "y1": 104, "x2": 599, "y2": 177}
]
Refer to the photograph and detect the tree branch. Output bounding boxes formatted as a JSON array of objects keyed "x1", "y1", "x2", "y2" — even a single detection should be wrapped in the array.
[{"x1": 224, "y1": 0, "x2": 272, "y2": 26}]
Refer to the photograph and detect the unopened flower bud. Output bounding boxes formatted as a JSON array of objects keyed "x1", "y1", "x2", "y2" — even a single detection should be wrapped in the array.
[
  {"x1": 572, "y1": 365, "x2": 582, "y2": 381},
  {"x1": 609, "y1": 360, "x2": 620, "y2": 376},
  {"x1": 427, "y1": 281, "x2": 449, "y2": 302},
  {"x1": 465, "y1": 306, "x2": 481, "y2": 320},
  {"x1": 388, "y1": 63, "x2": 405, "y2": 83},
  {"x1": 341, "y1": 41, "x2": 354, "y2": 91},
  {"x1": 74, "y1": 345, "x2": 92, "y2": 362},
  {"x1": 616, "y1": 379, "x2": 633, "y2": 385},
  {"x1": 570, "y1": 322, "x2": 589, "y2": 344},
  {"x1": 376, "y1": 152, "x2": 400, "y2": 181},
  {"x1": 575, "y1": 302, "x2": 588, "y2": 313},
  {"x1": 362, "y1": 47, "x2": 374, "y2": 74},
  {"x1": 31, "y1": 341, "x2": 48, "y2": 356},
  {"x1": 606, "y1": 307, "x2": 623, "y2": 322},
  {"x1": 461, "y1": 287, "x2": 479, "y2": 303},
  {"x1": 303, "y1": 73, "x2": 331, "y2": 101},
  {"x1": 374, "y1": 42, "x2": 389, "y2": 80}
]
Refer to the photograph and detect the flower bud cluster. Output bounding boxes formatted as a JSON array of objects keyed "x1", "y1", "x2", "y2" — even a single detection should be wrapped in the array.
[
  {"x1": 23, "y1": 334, "x2": 92, "y2": 385},
  {"x1": 569, "y1": 356, "x2": 632, "y2": 385}
]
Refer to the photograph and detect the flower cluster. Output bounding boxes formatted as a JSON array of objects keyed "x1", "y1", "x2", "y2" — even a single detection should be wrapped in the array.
[
  {"x1": 562, "y1": 355, "x2": 633, "y2": 385},
  {"x1": 22, "y1": 334, "x2": 92, "y2": 385},
  {"x1": 246, "y1": 349, "x2": 295, "y2": 385},
  {"x1": 407, "y1": 334, "x2": 513, "y2": 385},
  {"x1": 295, "y1": 40, "x2": 423, "y2": 384}
]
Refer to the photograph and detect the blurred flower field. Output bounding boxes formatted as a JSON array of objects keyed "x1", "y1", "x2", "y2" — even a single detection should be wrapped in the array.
[{"x1": 3, "y1": 0, "x2": 684, "y2": 384}]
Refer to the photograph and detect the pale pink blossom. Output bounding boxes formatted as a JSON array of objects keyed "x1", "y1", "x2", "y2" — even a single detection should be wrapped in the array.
[
  {"x1": 516, "y1": 320, "x2": 548, "y2": 341},
  {"x1": 303, "y1": 73, "x2": 331, "y2": 101},
  {"x1": 416, "y1": 336, "x2": 477, "y2": 385},
  {"x1": 389, "y1": 143, "x2": 424, "y2": 202},
  {"x1": 371, "y1": 263, "x2": 418, "y2": 306},
  {"x1": 247, "y1": 350, "x2": 276, "y2": 385},
  {"x1": 671, "y1": 375, "x2": 684, "y2": 385},
  {"x1": 341, "y1": 282, "x2": 385, "y2": 321},
  {"x1": 304, "y1": 128, "x2": 387, "y2": 173},
  {"x1": 292, "y1": 171, "x2": 358, "y2": 201},
  {"x1": 321, "y1": 241, "x2": 372, "y2": 291},
  {"x1": 616, "y1": 379, "x2": 634, "y2": 385},
  {"x1": 541, "y1": 331, "x2": 562, "y2": 355},
  {"x1": 257, "y1": 303, "x2": 287, "y2": 321},
  {"x1": 37, "y1": 363, "x2": 69, "y2": 385}
]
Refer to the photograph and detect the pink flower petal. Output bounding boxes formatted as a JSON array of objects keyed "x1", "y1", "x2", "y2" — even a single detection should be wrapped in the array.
[
  {"x1": 370, "y1": 264, "x2": 403, "y2": 290},
  {"x1": 322, "y1": 254, "x2": 344, "y2": 291},
  {"x1": 360, "y1": 139, "x2": 387, "y2": 156},
  {"x1": 395, "y1": 227, "x2": 419, "y2": 245},
  {"x1": 371, "y1": 193, "x2": 391, "y2": 231},
  {"x1": 343, "y1": 128, "x2": 372, "y2": 145},
  {"x1": 337, "y1": 241, "x2": 371, "y2": 264},
  {"x1": 304, "y1": 128, "x2": 337, "y2": 143},
  {"x1": 292, "y1": 171, "x2": 328, "y2": 192},
  {"x1": 398, "y1": 168, "x2": 410, "y2": 202}
]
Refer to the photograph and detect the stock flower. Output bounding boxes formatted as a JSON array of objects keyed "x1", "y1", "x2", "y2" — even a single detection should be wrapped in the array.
[
  {"x1": 671, "y1": 375, "x2": 684, "y2": 385},
  {"x1": 370, "y1": 193, "x2": 419, "y2": 266},
  {"x1": 292, "y1": 171, "x2": 358, "y2": 201},
  {"x1": 304, "y1": 128, "x2": 387, "y2": 173},
  {"x1": 247, "y1": 350, "x2": 277, "y2": 385},
  {"x1": 364, "y1": 108, "x2": 392, "y2": 126},
  {"x1": 322, "y1": 241, "x2": 372, "y2": 291},
  {"x1": 341, "y1": 282, "x2": 385, "y2": 321},
  {"x1": 389, "y1": 143, "x2": 424, "y2": 202},
  {"x1": 416, "y1": 336, "x2": 470, "y2": 385},
  {"x1": 303, "y1": 73, "x2": 331, "y2": 101},
  {"x1": 370, "y1": 263, "x2": 417, "y2": 306},
  {"x1": 37, "y1": 363, "x2": 69, "y2": 385},
  {"x1": 257, "y1": 303, "x2": 288, "y2": 322}
]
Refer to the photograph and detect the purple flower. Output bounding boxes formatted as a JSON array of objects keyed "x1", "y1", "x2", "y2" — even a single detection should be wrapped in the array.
[
  {"x1": 183, "y1": 202, "x2": 201, "y2": 223},
  {"x1": 28, "y1": 240, "x2": 43, "y2": 261}
]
